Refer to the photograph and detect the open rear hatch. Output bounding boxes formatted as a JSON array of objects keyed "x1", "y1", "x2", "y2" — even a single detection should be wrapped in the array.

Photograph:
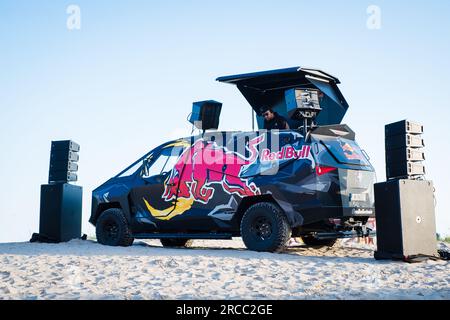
[{"x1": 217, "y1": 67, "x2": 349, "y2": 128}]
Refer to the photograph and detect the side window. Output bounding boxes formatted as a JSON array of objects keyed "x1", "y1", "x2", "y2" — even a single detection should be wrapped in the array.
[
  {"x1": 142, "y1": 153, "x2": 167, "y2": 178},
  {"x1": 142, "y1": 146, "x2": 185, "y2": 179}
]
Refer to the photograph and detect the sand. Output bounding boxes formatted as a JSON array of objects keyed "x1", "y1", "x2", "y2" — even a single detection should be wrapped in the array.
[{"x1": 0, "y1": 238, "x2": 448, "y2": 300}]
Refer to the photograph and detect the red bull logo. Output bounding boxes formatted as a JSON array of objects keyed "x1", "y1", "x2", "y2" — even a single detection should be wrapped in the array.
[
  {"x1": 260, "y1": 145, "x2": 311, "y2": 162},
  {"x1": 145, "y1": 135, "x2": 265, "y2": 220},
  {"x1": 341, "y1": 142, "x2": 362, "y2": 160}
]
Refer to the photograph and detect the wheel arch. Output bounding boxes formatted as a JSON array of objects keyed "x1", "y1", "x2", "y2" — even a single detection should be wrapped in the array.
[
  {"x1": 92, "y1": 202, "x2": 123, "y2": 225},
  {"x1": 234, "y1": 194, "x2": 283, "y2": 231}
]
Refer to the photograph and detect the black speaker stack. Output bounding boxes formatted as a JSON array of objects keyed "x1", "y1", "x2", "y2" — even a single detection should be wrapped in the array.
[
  {"x1": 49, "y1": 140, "x2": 80, "y2": 183},
  {"x1": 385, "y1": 120, "x2": 425, "y2": 180},
  {"x1": 375, "y1": 120, "x2": 438, "y2": 261},
  {"x1": 31, "y1": 140, "x2": 83, "y2": 243}
]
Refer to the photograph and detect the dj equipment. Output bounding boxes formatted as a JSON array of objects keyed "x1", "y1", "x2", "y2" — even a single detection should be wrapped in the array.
[
  {"x1": 34, "y1": 140, "x2": 83, "y2": 243},
  {"x1": 374, "y1": 179, "x2": 438, "y2": 260},
  {"x1": 48, "y1": 140, "x2": 80, "y2": 183},
  {"x1": 285, "y1": 88, "x2": 322, "y2": 135},
  {"x1": 385, "y1": 120, "x2": 425, "y2": 180},
  {"x1": 39, "y1": 183, "x2": 82, "y2": 242},
  {"x1": 189, "y1": 100, "x2": 222, "y2": 130},
  {"x1": 285, "y1": 88, "x2": 322, "y2": 119}
]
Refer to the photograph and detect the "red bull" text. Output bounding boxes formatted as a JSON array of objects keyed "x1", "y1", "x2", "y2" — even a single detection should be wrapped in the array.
[{"x1": 260, "y1": 145, "x2": 311, "y2": 162}]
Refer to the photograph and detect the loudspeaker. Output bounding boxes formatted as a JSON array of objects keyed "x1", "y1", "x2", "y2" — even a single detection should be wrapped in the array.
[
  {"x1": 385, "y1": 120, "x2": 425, "y2": 180},
  {"x1": 374, "y1": 179, "x2": 438, "y2": 259},
  {"x1": 385, "y1": 134, "x2": 425, "y2": 150},
  {"x1": 50, "y1": 150, "x2": 79, "y2": 162},
  {"x1": 51, "y1": 140, "x2": 80, "y2": 152},
  {"x1": 386, "y1": 161, "x2": 425, "y2": 178},
  {"x1": 48, "y1": 140, "x2": 79, "y2": 183},
  {"x1": 39, "y1": 183, "x2": 82, "y2": 242},
  {"x1": 385, "y1": 120, "x2": 423, "y2": 137},
  {"x1": 386, "y1": 147, "x2": 425, "y2": 164},
  {"x1": 48, "y1": 171, "x2": 78, "y2": 182},
  {"x1": 285, "y1": 88, "x2": 321, "y2": 119},
  {"x1": 189, "y1": 100, "x2": 222, "y2": 130},
  {"x1": 49, "y1": 161, "x2": 79, "y2": 172}
]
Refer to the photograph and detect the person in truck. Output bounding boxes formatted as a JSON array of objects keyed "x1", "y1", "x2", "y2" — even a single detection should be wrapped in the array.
[{"x1": 261, "y1": 107, "x2": 290, "y2": 130}]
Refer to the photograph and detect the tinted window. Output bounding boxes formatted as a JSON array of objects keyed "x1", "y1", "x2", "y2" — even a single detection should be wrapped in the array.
[{"x1": 320, "y1": 137, "x2": 371, "y2": 166}]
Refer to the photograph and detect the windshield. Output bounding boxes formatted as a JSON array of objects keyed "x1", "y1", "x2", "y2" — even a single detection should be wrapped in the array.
[
  {"x1": 115, "y1": 148, "x2": 156, "y2": 178},
  {"x1": 116, "y1": 160, "x2": 143, "y2": 178}
]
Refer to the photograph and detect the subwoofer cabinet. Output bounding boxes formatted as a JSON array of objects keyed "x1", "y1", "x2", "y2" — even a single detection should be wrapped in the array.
[
  {"x1": 374, "y1": 179, "x2": 438, "y2": 259},
  {"x1": 39, "y1": 183, "x2": 82, "y2": 242}
]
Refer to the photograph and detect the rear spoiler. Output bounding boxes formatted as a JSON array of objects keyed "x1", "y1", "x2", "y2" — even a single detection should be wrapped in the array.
[{"x1": 310, "y1": 124, "x2": 356, "y2": 141}]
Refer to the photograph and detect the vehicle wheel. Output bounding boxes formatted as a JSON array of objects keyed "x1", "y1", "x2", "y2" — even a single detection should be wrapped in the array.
[
  {"x1": 160, "y1": 238, "x2": 193, "y2": 248},
  {"x1": 241, "y1": 202, "x2": 291, "y2": 252},
  {"x1": 96, "y1": 208, "x2": 134, "y2": 247},
  {"x1": 301, "y1": 236, "x2": 337, "y2": 248}
]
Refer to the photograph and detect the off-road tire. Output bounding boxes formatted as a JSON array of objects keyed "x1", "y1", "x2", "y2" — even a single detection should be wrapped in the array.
[
  {"x1": 160, "y1": 239, "x2": 193, "y2": 248},
  {"x1": 301, "y1": 236, "x2": 337, "y2": 248},
  {"x1": 241, "y1": 202, "x2": 291, "y2": 252},
  {"x1": 96, "y1": 208, "x2": 134, "y2": 247}
]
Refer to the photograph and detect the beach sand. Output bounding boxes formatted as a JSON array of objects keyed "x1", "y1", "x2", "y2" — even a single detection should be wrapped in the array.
[{"x1": 0, "y1": 238, "x2": 448, "y2": 300}]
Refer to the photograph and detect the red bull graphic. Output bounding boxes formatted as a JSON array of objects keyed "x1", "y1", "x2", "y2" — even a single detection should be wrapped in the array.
[
  {"x1": 341, "y1": 142, "x2": 362, "y2": 160},
  {"x1": 260, "y1": 145, "x2": 311, "y2": 162},
  {"x1": 145, "y1": 135, "x2": 265, "y2": 220}
]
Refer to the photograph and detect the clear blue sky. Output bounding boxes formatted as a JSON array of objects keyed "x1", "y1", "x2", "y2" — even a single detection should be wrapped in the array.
[{"x1": 1, "y1": 0, "x2": 449, "y2": 242}]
